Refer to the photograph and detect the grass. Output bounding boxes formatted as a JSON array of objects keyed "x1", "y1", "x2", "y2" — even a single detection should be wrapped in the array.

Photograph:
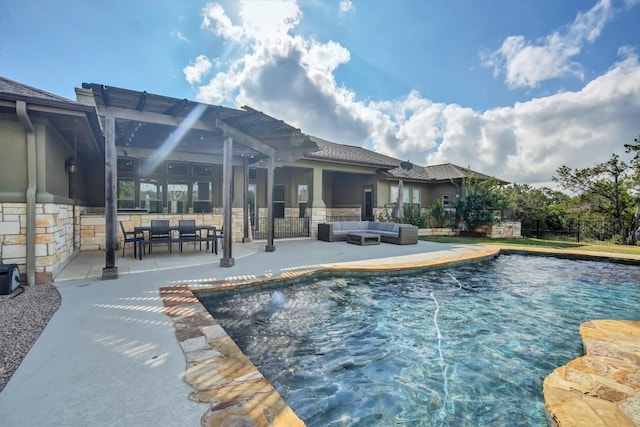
[{"x1": 419, "y1": 236, "x2": 640, "y2": 256}]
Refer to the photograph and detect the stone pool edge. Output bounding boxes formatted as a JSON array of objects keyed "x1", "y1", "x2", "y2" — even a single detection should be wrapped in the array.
[{"x1": 543, "y1": 320, "x2": 640, "y2": 427}]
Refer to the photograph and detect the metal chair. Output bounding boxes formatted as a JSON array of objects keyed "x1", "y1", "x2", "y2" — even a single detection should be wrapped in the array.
[
  {"x1": 178, "y1": 219, "x2": 200, "y2": 252},
  {"x1": 149, "y1": 220, "x2": 172, "y2": 253},
  {"x1": 119, "y1": 221, "x2": 144, "y2": 258}
]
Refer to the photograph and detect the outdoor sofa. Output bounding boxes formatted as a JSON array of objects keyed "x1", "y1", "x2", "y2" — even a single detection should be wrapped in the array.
[{"x1": 317, "y1": 221, "x2": 419, "y2": 245}]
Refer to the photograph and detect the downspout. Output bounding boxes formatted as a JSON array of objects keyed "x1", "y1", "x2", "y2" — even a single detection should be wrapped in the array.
[{"x1": 16, "y1": 101, "x2": 36, "y2": 286}]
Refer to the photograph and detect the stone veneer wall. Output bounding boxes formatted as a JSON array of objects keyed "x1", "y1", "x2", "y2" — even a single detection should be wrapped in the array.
[
  {"x1": 79, "y1": 211, "x2": 228, "y2": 250},
  {"x1": 477, "y1": 221, "x2": 522, "y2": 238},
  {"x1": 0, "y1": 202, "x2": 82, "y2": 284}
]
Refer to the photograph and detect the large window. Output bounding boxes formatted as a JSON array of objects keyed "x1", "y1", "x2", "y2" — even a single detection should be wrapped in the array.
[
  {"x1": 298, "y1": 184, "x2": 308, "y2": 217},
  {"x1": 168, "y1": 181, "x2": 189, "y2": 213},
  {"x1": 274, "y1": 184, "x2": 285, "y2": 218},
  {"x1": 192, "y1": 181, "x2": 212, "y2": 213},
  {"x1": 116, "y1": 157, "x2": 214, "y2": 213},
  {"x1": 391, "y1": 184, "x2": 420, "y2": 215},
  {"x1": 140, "y1": 179, "x2": 163, "y2": 213},
  {"x1": 117, "y1": 178, "x2": 135, "y2": 209}
]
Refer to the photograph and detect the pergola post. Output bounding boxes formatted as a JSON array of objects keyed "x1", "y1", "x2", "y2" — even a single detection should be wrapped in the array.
[
  {"x1": 265, "y1": 156, "x2": 276, "y2": 252},
  {"x1": 102, "y1": 116, "x2": 118, "y2": 279},
  {"x1": 220, "y1": 137, "x2": 235, "y2": 267},
  {"x1": 242, "y1": 158, "x2": 251, "y2": 243}
]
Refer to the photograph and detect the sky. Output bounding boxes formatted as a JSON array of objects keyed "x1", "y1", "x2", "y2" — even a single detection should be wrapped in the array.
[{"x1": 1, "y1": 0, "x2": 639, "y2": 187}]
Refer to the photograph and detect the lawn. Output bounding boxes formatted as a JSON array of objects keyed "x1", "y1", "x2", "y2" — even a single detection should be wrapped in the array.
[{"x1": 420, "y1": 236, "x2": 640, "y2": 256}]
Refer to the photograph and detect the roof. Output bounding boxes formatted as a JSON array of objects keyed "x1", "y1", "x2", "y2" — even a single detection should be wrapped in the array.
[
  {"x1": 303, "y1": 137, "x2": 506, "y2": 183},
  {"x1": 387, "y1": 163, "x2": 506, "y2": 183},
  {"x1": 305, "y1": 136, "x2": 401, "y2": 168},
  {"x1": 0, "y1": 76, "x2": 103, "y2": 156},
  {"x1": 0, "y1": 76, "x2": 85, "y2": 108}
]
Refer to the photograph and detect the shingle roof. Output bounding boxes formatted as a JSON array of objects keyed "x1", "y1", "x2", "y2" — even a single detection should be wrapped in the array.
[
  {"x1": 0, "y1": 76, "x2": 78, "y2": 105},
  {"x1": 305, "y1": 136, "x2": 402, "y2": 168},
  {"x1": 387, "y1": 163, "x2": 504, "y2": 182},
  {"x1": 304, "y1": 137, "x2": 506, "y2": 183}
]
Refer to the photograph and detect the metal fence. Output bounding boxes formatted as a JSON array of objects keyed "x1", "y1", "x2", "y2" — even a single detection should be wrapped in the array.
[
  {"x1": 253, "y1": 217, "x2": 310, "y2": 239},
  {"x1": 326, "y1": 215, "x2": 365, "y2": 222},
  {"x1": 521, "y1": 219, "x2": 620, "y2": 243}
]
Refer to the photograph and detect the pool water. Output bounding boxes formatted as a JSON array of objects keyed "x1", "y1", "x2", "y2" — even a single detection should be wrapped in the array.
[{"x1": 199, "y1": 255, "x2": 640, "y2": 426}]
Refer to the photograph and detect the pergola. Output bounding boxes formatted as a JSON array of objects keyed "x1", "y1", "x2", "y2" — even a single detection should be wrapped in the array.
[{"x1": 81, "y1": 83, "x2": 317, "y2": 279}]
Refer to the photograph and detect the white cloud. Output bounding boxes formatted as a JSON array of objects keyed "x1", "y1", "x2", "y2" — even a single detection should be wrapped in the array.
[
  {"x1": 482, "y1": 0, "x2": 614, "y2": 88},
  {"x1": 183, "y1": 55, "x2": 213, "y2": 85},
  {"x1": 339, "y1": 0, "x2": 354, "y2": 17},
  {"x1": 171, "y1": 30, "x2": 190, "y2": 43},
  {"x1": 188, "y1": 1, "x2": 640, "y2": 186}
]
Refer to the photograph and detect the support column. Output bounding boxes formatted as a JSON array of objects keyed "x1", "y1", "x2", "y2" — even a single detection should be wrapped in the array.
[
  {"x1": 265, "y1": 156, "x2": 275, "y2": 252},
  {"x1": 242, "y1": 158, "x2": 251, "y2": 243},
  {"x1": 102, "y1": 116, "x2": 118, "y2": 279},
  {"x1": 309, "y1": 166, "x2": 326, "y2": 237},
  {"x1": 220, "y1": 137, "x2": 235, "y2": 267}
]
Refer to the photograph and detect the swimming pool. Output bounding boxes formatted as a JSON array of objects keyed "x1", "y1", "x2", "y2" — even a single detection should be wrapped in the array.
[{"x1": 199, "y1": 255, "x2": 640, "y2": 426}]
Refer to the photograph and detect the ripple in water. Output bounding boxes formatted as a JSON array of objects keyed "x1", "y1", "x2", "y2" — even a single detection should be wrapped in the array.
[{"x1": 199, "y1": 255, "x2": 640, "y2": 427}]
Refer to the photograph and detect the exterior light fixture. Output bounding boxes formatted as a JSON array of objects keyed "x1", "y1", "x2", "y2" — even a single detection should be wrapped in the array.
[{"x1": 65, "y1": 157, "x2": 76, "y2": 174}]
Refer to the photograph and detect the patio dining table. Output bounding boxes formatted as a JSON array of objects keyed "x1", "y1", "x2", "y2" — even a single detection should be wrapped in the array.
[{"x1": 133, "y1": 225, "x2": 219, "y2": 260}]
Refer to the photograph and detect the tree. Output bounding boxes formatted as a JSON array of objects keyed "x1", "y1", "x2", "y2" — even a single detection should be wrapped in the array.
[
  {"x1": 624, "y1": 135, "x2": 640, "y2": 244},
  {"x1": 500, "y1": 184, "x2": 571, "y2": 236},
  {"x1": 553, "y1": 154, "x2": 631, "y2": 244},
  {"x1": 455, "y1": 176, "x2": 506, "y2": 232}
]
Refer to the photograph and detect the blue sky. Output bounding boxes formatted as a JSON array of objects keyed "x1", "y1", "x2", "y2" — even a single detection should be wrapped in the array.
[{"x1": 1, "y1": 0, "x2": 639, "y2": 186}]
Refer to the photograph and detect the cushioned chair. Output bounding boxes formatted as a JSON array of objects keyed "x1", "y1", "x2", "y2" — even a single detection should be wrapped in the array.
[
  {"x1": 120, "y1": 221, "x2": 144, "y2": 258},
  {"x1": 149, "y1": 220, "x2": 172, "y2": 253},
  {"x1": 205, "y1": 226, "x2": 222, "y2": 254},
  {"x1": 178, "y1": 219, "x2": 200, "y2": 252}
]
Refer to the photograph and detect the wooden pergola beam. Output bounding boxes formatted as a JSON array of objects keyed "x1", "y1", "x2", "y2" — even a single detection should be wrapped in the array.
[{"x1": 215, "y1": 119, "x2": 276, "y2": 158}]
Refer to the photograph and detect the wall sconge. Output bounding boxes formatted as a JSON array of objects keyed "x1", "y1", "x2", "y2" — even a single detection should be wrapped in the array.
[{"x1": 65, "y1": 157, "x2": 76, "y2": 174}]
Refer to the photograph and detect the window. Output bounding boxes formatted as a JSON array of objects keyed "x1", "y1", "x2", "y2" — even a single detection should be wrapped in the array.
[
  {"x1": 193, "y1": 164, "x2": 212, "y2": 176},
  {"x1": 248, "y1": 184, "x2": 257, "y2": 229},
  {"x1": 167, "y1": 181, "x2": 188, "y2": 213},
  {"x1": 411, "y1": 188, "x2": 421, "y2": 214},
  {"x1": 297, "y1": 184, "x2": 308, "y2": 217},
  {"x1": 117, "y1": 158, "x2": 135, "y2": 173},
  {"x1": 274, "y1": 184, "x2": 285, "y2": 218},
  {"x1": 168, "y1": 162, "x2": 188, "y2": 175},
  {"x1": 192, "y1": 181, "x2": 212, "y2": 213},
  {"x1": 117, "y1": 178, "x2": 135, "y2": 209},
  {"x1": 442, "y1": 194, "x2": 451, "y2": 206},
  {"x1": 248, "y1": 168, "x2": 257, "y2": 180},
  {"x1": 140, "y1": 179, "x2": 163, "y2": 213},
  {"x1": 140, "y1": 159, "x2": 162, "y2": 175}
]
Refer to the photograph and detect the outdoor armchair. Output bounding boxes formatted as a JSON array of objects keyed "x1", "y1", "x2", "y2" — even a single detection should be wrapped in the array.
[
  {"x1": 178, "y1": 219, "x2": 200, "y2": 252},
  {"x1": 149, "y1": 220, "x2": 172, "y2": 253},
  {"x1": 119, "y1": 221, "x2": 144, "y2": 258}
]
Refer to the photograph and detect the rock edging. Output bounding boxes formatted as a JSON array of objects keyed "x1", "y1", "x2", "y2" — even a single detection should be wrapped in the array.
[{"x1": 543, "y1": 319, "x2": 640, "y2": 427}]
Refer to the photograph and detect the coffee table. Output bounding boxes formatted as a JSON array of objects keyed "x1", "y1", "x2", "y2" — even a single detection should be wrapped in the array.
[{"x1": 346, "y1": 232, "x2": 381, "y2": 246}]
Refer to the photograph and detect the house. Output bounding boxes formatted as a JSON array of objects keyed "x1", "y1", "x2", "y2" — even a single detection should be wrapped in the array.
[{"x1": 1, "y1": 77, "x2": 504, "y2": 284}]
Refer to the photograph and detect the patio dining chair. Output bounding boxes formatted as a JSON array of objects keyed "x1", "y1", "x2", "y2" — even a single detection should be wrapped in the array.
[
  {"x1": 178, "y1": 219, "x2": 200, "y2": 252},
  {"x1": 205, "y1": 226, "x2": 223, "y2": 254},
  {"x1": 149, "y1": 220, "x2": 172, "y2": 253},
  {"x1": 119, "y1": 221, "x2": 144, "y2": 258}
]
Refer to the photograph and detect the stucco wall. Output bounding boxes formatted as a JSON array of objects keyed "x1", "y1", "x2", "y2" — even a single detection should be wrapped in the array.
[{"x1": 0, "y1": 117, "x2": 28, "y2": 196}]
